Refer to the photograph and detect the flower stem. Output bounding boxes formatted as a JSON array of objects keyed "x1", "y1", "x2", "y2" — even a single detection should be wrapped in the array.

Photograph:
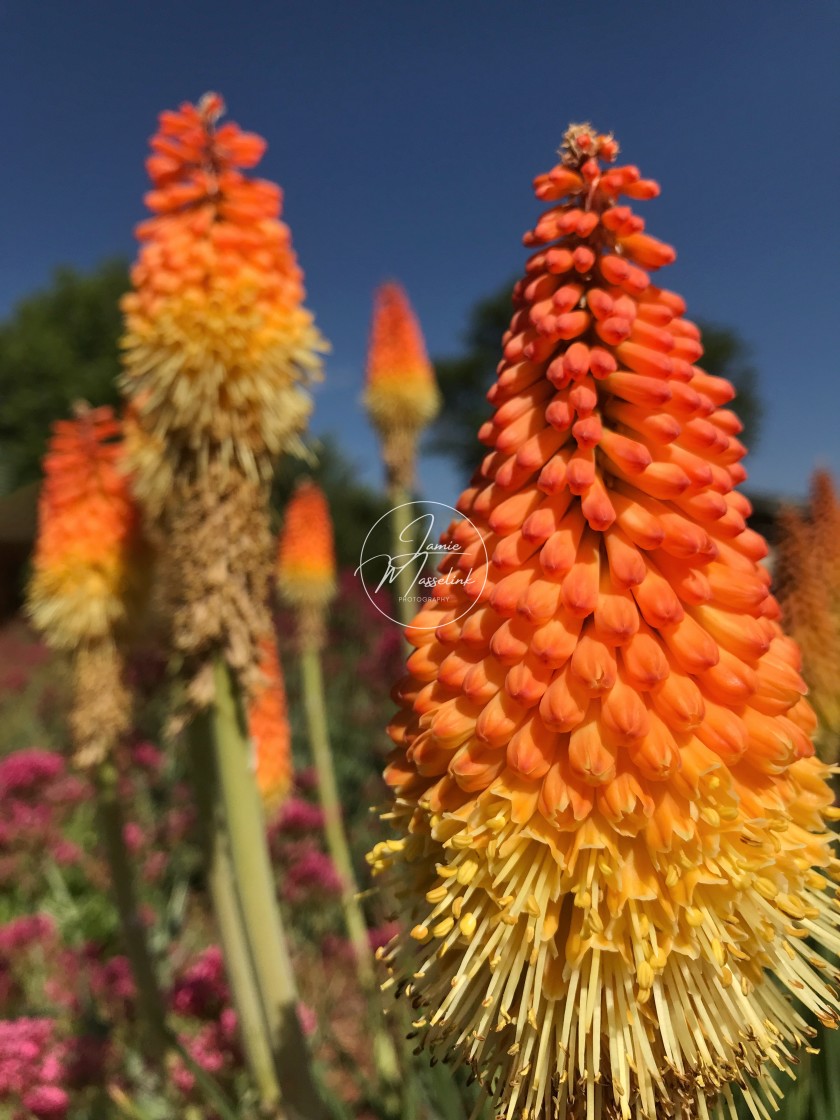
[
  {"x1": 389, "y1": 486, "x2": 417, "y2": 632},
  {"x1": 209, "y1": 656, "x2": 329, "y2": 1120},
  {"x1": 299, "y1": 641, "x2": 402, "y2": 1104},
  {"x1": 186, "y1": 711, "x2": 281, "y2": 1111},
  {"x1": 95, "y1": 760, "x2": 169, "y2": 1065}
]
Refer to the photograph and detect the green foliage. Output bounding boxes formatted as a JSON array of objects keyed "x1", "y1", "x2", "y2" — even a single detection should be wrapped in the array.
[
  {"x1": 0, "y1": 260, "x2": 129, "y2": 491},
  {"x1": 431, "y1": 283, "x2": 765, "y2": 479}
]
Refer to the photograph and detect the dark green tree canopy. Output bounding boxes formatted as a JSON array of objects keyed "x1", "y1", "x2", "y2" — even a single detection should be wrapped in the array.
[
  {"x1": 0, "y1": 260, "x2": 130, "y2": 491},
  {"x1": 431, "y1": 283, "x2": 763, "y2": 479}
]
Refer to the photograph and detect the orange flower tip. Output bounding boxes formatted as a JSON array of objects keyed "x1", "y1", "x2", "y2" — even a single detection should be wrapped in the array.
[
  {"x1": 370, "y1": 128, "x2": 839, "y2": 1120},
  {"x1": 28, "y1": 406, "x2": 145, "y2": 649},
  {"x1": 364, "y1": 281, "x2": 441, "y2": 436},
  {"x1": 276, "y1": 480, "x2": 337, "y2": 608}
]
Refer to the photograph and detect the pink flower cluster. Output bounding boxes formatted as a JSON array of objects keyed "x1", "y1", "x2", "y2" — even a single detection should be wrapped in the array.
[
  {"x1": 0, "y1": 1018, "x2": 91, "y2": 1119},
  {"x1": 170, "y1": 946, "x2": 228, "y2": 1019},
  {"x1": 283, "y1": 848, "x2": 342, "y2": 902},
  {"x1": 168, "y1": 947, "x2": 242, "y2": 1100}
]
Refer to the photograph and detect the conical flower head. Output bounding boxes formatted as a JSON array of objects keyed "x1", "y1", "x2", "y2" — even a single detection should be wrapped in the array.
[
  {"x1": 249, "y1": 637, "x2": 292, "y2": 807},
  {"x1": 120, "y1": 93, "x2": 327, "y2": 510},
  {"x1": 276, "y1": 479, "x2": 337, "y2": 609},
  {"x1": 28, "y1": 405, "x2": 145, "y2": 649},
  {"x1": 365, "y1": 281, "x2": 440, "y2": 436},
  {"x1": 370, "y1": 126, "x2": 839, "y2": 1120}
]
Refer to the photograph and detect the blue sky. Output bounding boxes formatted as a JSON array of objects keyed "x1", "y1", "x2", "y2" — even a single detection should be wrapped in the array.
[{"x1": 2, "y1": 0, "x2": 838, "y2": 502}]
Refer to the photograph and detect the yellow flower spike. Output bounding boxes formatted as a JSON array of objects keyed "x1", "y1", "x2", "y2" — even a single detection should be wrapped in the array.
[
  {"x1": 371, "y1": 125, "x2": 840, "y2": 1120},
  {"x1": 121, "y1": 93, "x2": 327, "y2": 512}
]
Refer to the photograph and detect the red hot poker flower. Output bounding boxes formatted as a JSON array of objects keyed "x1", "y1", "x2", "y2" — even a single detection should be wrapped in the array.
[
  {"x1": 369, "y1": 125, "x2": 839, "y2": 1120},
  {"x1": 121, "y1": 93, "x2": 326, "y2": 509},
  {"x1": 28, "y1": 405, "x2": 145, "y2": 650}
]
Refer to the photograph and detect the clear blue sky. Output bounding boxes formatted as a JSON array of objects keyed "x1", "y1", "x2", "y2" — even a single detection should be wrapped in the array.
[{"x1": 2, "y1": 0, "x2": 838, "y2": 502}]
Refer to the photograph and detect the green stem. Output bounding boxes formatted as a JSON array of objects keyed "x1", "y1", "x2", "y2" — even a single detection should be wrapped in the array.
[
  {"x1": 210, "y1": 656, "x2": 329, "y2": 1120},
  {"x1": 299, "y1": 641, "x2": 402, "y2": 1102},
  {"x1": 186, "y1": 712, "x2": 281, "y2": 1112},
  {"x1": 95, "y1": 761, "x2": 169, "y2": 1066},
  {"x1": 389, "y1": 487, "x2": 419, "y2": 632}
]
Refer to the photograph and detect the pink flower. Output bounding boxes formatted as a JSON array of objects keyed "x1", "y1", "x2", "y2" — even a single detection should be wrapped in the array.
[
  {"x1": 275, "y1": 797, "x2": 324, "y2": 833},
  {"x1": 0, "y1": 915, "x2": 55, "y2": 956},
  {"x1": 49, "y1": 840, "x2": 82, "y2": 867},
  {"x1": 283, "y1": 847, "x2": 342, "y2": 902},
  {"x1": 294, "y1": 766, "x2": 318, "y2": 793},
  {"x1": 142, "y1": 851, "x2": 167, "y2": 884},
  {"x1": 368, "y1": 921, "x2": 400, "y2": 952},
  {"x1": 170, "y1": 946, "x2": 228, "y2": 1019},
  {"x1": 0, "y1": 1018, "x2": 53, "y2": 1095},
  {"x1": 130, "y1": 741, "x2": 164, "y2": 771},
  {"x1": 22, "y1": 1084, "x2": 68, "y2": 1119},
  {"x1": 122, "y1": 822, "x2": 144, "y2": 853},
  {"x1": 0, "y1": 751, "x2": 63, "y2": 798},
  {"x1": 90, "y1": 956, "x2": 135, "y2": 1003},
  {"x1": 297, "y1": 1002, "x2": 317, "y2": 1037}
]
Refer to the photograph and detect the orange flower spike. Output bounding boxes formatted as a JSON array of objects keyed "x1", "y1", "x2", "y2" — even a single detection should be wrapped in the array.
[
  {"x1": 29, "y1": 405, "x2": 146, "y2": 649},
  {"x1": 276, "y1": 479, "x2": 337, "y2": 610},
  {"x1": 370, "y1": 124, "x2": 840, "y2": 1120},
  {"x1": 121, "y1": 93, "x2": 327, "y2": 509},
  {"x1": 364, "y1": 281, "x2": 441, "y2": 490},
  {"x1": 249, "y1": 638, "x2": 292, "y2": 808},
  {"x1": 775, "y1": 479, "x2": 840, "y2": 758}
]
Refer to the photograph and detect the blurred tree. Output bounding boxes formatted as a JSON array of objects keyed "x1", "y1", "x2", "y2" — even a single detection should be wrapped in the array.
[
  {"x1": 431, "y1": 284, "x2": 763, "y2": 479},
  {"x1": 0, "y1": 261, "x2": 130, "y2": 492}
]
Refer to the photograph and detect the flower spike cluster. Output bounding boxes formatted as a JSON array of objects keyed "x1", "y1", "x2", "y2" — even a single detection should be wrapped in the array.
[
  {"x1": 249, "y1": 637, "x2": 292, "y2": 807},
  {"x1": 365, "y1": 281, "x2": 440, "y2": 491},
  {"x1": 121, "y1": 93, "x2": 327, "y2": 510},
  {"x1": 370, "y1": 126, "x2": 840, "y2": 1120},
  {"x1": 28, "y1": 405, "x2": 146, "y2": 765}
]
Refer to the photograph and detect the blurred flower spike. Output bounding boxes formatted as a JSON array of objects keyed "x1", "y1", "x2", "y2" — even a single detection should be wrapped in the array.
[
  {"x1": 365, "y1": 281, "x2": 440, "y2": 491},
  {"x1": 27, "y1": 404, "x2": 145, "y2": 764},
  {"x1": 28, "y1": 405, "x2": 144, "y2": 649},
  {"x1": 249, "y1": 637, "x2": 292, "y2": 808},
  {"x1": 775, "y1": 470, "x2": 840, "y2": 761},
  {"x1": 370, "y1": 125, "x2": 840, "y2": 1120},
  {"x1": 120, "y1": 92, "x2": 327, "y2": 510},
  {"x1": 276, "y1": 479, "x2": 337, "y2": 610}
]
